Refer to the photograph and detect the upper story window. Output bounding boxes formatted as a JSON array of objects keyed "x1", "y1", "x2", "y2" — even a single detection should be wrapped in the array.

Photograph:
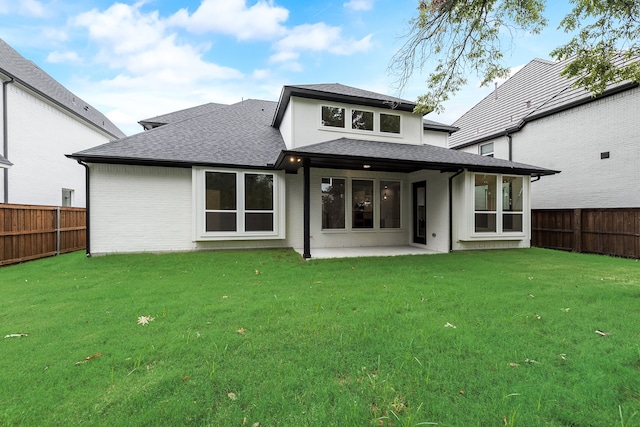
[
  {"x1": 321, "y1": 106, "x2": 345, "y2": 128},
  {"x1": 480, "y1": 142, "x2": 494, "y2": 157},
  {"x1": 380, "y1": 113, "x2": 401, "y2": 134},
  {"x1": 352, "y1": 109, "x2": 374, "y2": 131},
  {"x1": 320, "y1": 105, "x2": 402, "y2": 135}
]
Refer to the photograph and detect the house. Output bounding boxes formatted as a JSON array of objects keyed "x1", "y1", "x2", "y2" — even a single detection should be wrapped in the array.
[
  {"x1": 448, "y1": 56, "x2": 640, "y2": 210},
  {"x1": 0, "y1": 38, "x2": 125, "y2": 207},
  {"x1": 67, "y1": 83, "x2": 557, "y2": 258}
]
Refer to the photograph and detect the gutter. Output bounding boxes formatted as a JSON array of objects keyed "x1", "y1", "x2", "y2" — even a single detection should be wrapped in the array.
[
  {"x1": 448, "y1": 169, "x2": 465, "y2": 252},
  {"x1": 3, "y1": 77, "x2": 14, "y2": 203},
  {"x1": 76, "y1": 160, "x2": 91, "y2": 257}
]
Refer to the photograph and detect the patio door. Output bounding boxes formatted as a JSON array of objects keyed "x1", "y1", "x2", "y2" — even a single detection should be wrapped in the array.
[{"x1": 412, "y1": 181, "x2": 426, "y2": 244}]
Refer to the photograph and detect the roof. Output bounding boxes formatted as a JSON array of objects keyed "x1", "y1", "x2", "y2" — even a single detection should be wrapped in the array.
[
  {"x1": 277, "y1": 138, "x2": 557, "y2": 176},
  {"x1": 449, "y1": 55, "x2": 639, "y2": 149},
  {"x1": 0, "y1": 38, "x2": 125, "y2": 139},
  {"x1": 272, "y1": 83, "x2": 417, "y2": 127},
  {"x1": 138, "y1": 102, "x2": 227, "y2": 130},
  {"x1": 69, "y1": 99, "x2": 285, "y2": 168},
  {"x1": 69, "y1": 84, "x2": 557, "y2": 177},
  {"x1": 423, "y1": 118, "x2": 459, "y2": 133}
]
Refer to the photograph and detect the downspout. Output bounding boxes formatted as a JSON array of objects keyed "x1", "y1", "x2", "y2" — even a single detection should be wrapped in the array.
[
  {"x1": 77, "y1": 160, "x2": 91, "y2": 257},
  {"x1": 3, "y1": 77, "x2": 14, "y2": 203},
  {"x1": 506, "y1": 133, "x2": 513, "y2": 161},
  {"x1": 448, "y1": 169, "x2": 465, "y2": 252}
]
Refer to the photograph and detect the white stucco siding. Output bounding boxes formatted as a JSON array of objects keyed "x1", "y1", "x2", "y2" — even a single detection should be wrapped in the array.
[
  {"x1": 423, "y1": 129, "x2": 449, "y2": 148},
  {"x1": 89, "y1": 164, "x2": 194, "y2": 255},
  {"x1": 515, "y1": 87, "x2": 640, "y2": 209},
  {"x1": 288, "y1": 97, "x2": 424, "y2": 148},
  {"x1": 2, "y1": 83, "x2": 115, "y2": 207}
]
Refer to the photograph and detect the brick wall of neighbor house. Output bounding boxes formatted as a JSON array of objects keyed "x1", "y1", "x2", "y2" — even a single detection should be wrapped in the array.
[
  {"x1": 516, "y1": 87, "x2": 640, "y2": 209},
  {"x1": 3, "y1": 84, "x2": 115, "y2": 207}
]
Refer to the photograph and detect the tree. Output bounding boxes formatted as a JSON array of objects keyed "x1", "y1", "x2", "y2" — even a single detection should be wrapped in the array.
[{"x1": 389, "y1": 0, "x2": 640, "y2": 115}]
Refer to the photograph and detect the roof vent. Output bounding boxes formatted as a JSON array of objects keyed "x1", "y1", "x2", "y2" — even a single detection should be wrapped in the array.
[
  {"x1": 83, "y1": 105, "x2": 89, "y2": 111},
  {"x1": 494, "y1": 82, "x2": 498, "y2": 100},
  {"x1": 526, "y1": 100, "x2": 531, "y2": 108}
]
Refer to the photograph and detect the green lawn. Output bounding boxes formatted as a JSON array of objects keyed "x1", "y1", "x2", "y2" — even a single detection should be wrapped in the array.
[{"x1": 1, "y1": 248, "x2": 639, "y2": 426}]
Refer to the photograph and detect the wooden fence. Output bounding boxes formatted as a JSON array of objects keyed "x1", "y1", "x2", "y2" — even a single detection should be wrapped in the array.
[
  {"x1": 532, "y1": 208, "x2": 640, "y2": 259},
  {"x1": 0, "y1": 204, "x2": 86, "y2": 266}
]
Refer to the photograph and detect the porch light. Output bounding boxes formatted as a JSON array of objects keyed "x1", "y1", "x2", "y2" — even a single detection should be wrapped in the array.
[
  {"x1": 363, "y1": 164, "x2": 371, "y2": 169},
  {"x1": 289, "y1": 157, "x2": 301, "y2": 163}
]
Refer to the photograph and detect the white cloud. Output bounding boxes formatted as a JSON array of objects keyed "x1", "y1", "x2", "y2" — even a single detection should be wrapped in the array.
[
  {"x1": 47, "y1": 50, "x2": 81, "y2": 64},
  {"x1": 0, "y1": 0, "x2": 46, "y2": 17},
  {"x1": 271, "y1": 22, "x2": 372, "y2": 65},
  {"x1": 71, "y1": 2, "x2": 243, "y2": 88},
  {"x1": 344, "y1": 0, "x2": 374, "y2": 11},
  {"x1": 169, "y1": 0, "x2": 289, "y2": 41}
]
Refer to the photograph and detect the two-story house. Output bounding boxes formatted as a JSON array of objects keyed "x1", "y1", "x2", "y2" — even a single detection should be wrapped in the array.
[
  {"x1": 0, "y1": 38, "x2": 125, "y2": 207},
  {"x1": 68, "y1": 84, "x2": 556, "y2": 258}
]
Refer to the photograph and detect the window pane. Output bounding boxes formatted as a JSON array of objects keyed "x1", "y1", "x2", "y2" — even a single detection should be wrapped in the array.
[
  {"x1": 322, "y1": 177, "x2": 345, "y2": 229},
  {"x1": 206, "y1": 172, "x2": 236, "y2": 210},
  {"x1": 352, "y1": 179, "x2": 373, "y2": 229},
  {"x1": 502, "y1": 176, "x2": 523, "y2": 212},
  {"x1": 380, "y1": 113, "x2": 400, "y2": 133},
  {"x1": 321, "y1": 106, "x2": 345, "y2": 128},
  {"x1": 380, "y1": 181, "x2": 401, "y2": 228},
  {"x1": 503, "y1": 213, "x2": 523, "y2": 232},
  {"x1": 474, "y1": 174, "x2": 497, "y2": 211},
  {"x1": 206, "y1": 212, "x2": 237, "y2": 232},
  {"x1": 352, "y1": 110, "x2": 373, "y2": 131},
  {"x1": 245, "y1": 213, "x2": 274, "y2": 231},
  {"x1": 475, "y1": 213, "x2": 497, "y2": 233},
  {"x1": 480, "y1": 143, "x2": 494, "y2": 157},
  {"x1": 245, "y1": 174, "x2": 273, "y2": 210}
]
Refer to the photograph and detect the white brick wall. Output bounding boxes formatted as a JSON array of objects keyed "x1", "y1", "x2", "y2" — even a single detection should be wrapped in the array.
[{"x1": 2, "y1": 82, "x2": 116, "y2": 207}]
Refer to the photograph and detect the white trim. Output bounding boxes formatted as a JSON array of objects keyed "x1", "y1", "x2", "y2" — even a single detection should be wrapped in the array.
[{"x1": 318, "y1": 104, "x2": 404, "y2": 138}]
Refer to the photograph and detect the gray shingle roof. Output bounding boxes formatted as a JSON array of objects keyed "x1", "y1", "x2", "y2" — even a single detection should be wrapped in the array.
[
  {"x1": 70, "y1": 99, "x2": 285, "y2": 168},
  {"x1": 282, "y1": 137, "x2": 557, "y2": 176},
  {"x1": 272, "y1": 83, "x2": 417, "y2": 127},
  {"x1": 423, "y1": 118, "x2": 458, "y2": 133},
  {"x1": 138, "y1": 102, "x2": 227, "y2": 130},
  {"x1": 449, "y1": 55, "x2": 639, "y2": 148},
  {"x1": 0, "y1": 38, "x2": 125, "y2": 139}
]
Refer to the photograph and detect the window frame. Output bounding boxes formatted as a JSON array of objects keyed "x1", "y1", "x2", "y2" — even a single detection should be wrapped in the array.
[
  {"x1": 480, "y1": 142, "x2": 494, "y2": 157},
  {"x1": 470, "y1": 172, "x2": 526, "y2": 237},
  {"x1": 194, "y1": 168, "x2": 285, "y2": 241},
  {"x1": 319, "y1": 105, "x2": 403, "y2": 137},
  {"x1": 321, "y1": 177, "x2": 347, "y2": 230}
]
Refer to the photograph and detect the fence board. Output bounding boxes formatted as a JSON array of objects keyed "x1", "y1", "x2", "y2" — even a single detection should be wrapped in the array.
[
  {"x1": 532, "y1": 208, "x2": 640, "y2": 259},
  {"x1": 0, "y1": 204, "x2": 86, "y2": 266}
]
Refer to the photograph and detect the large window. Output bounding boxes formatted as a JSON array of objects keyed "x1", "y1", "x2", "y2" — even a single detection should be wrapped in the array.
[
  {"x1": 352, "y1": 180, "x2": 374, "y2": 229},
  {"x1": 380, "y1": 181, "x2": 401, "y2": 228},
  {"x1": 204, "y1": 171, "x2": 276, "y2": 235},
  {"x1": 474, "y1": 173, "x2": 524, "y2": 234},
  {"x1": 321, "y1": 177, "x2": 346, "y2": 229},
  {"x1": 320, "y1": 106, "x2": 402, "y2": 135},
  {"x1": 352, "y1": 109, "x2": 374, "y2": 131}
]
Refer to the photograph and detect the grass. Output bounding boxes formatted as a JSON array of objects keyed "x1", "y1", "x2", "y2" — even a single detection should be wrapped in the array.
[{"x1": 1, "y1": 248, "x2": 639, "y2": 426}]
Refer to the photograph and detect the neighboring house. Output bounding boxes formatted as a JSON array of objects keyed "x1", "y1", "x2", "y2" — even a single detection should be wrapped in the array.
[
  {"x1": 0, "y1": 38, "x2": 125, "y2": 207},
  {"x1": 68, "y1": 83, "x2": 556, "y2": 258},
  {"x1": 448, "y1": 56, "x2": 640, "y2": 210}
]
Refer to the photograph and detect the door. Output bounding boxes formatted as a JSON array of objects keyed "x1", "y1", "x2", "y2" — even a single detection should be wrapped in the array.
[{"x1": 413, "y1": 181, "x2": 426, "y2": 244}]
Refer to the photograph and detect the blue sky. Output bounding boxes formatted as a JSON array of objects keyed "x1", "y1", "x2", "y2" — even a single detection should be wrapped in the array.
[{"x1": 1, "y1": 0, "x2": 576, "y2": 135}]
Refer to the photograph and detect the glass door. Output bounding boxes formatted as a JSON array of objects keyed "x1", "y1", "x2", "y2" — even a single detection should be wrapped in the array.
[{"x1": 412, "y1": 181, "x2": 426, "y2": 244}]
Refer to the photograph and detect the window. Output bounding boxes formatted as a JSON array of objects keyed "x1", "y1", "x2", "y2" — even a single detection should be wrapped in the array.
[
  {"x1": 380, "y1": 181, "x2": 401, "y2": 228},
  {"x1": 62, "y1": 188, "x2": 74, "y2": 207},
  {"x1": 352, "y1": 180, "x2": 374, "y2": 229},
  {"x1": 473, "y1": 173, "x2": 524, "y2": 234},
  {"x1": 352, "y1": 109, "x2": 374, "y2": 131},
  {"x1": 321, "y1": 106, "x2": 345, "y2": 128},
  {"x1": 480, "y1": 142, "x2": 494, "y2": 157},
  {"x1": 245, "y1": 174, "x2": 274, "y2": 231},
  {"x1": 204, "y1": 171, "x2": 277, "y2": 235},
  {"x1": 380, "y1": 113, "x2": 401, "y2": 134},
  {"x1": 502, "y1": 176, "x2": 523, "y2": 232},
  {"x1": 321, "y1": 177, "x2": 346, "y2": 229}
]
